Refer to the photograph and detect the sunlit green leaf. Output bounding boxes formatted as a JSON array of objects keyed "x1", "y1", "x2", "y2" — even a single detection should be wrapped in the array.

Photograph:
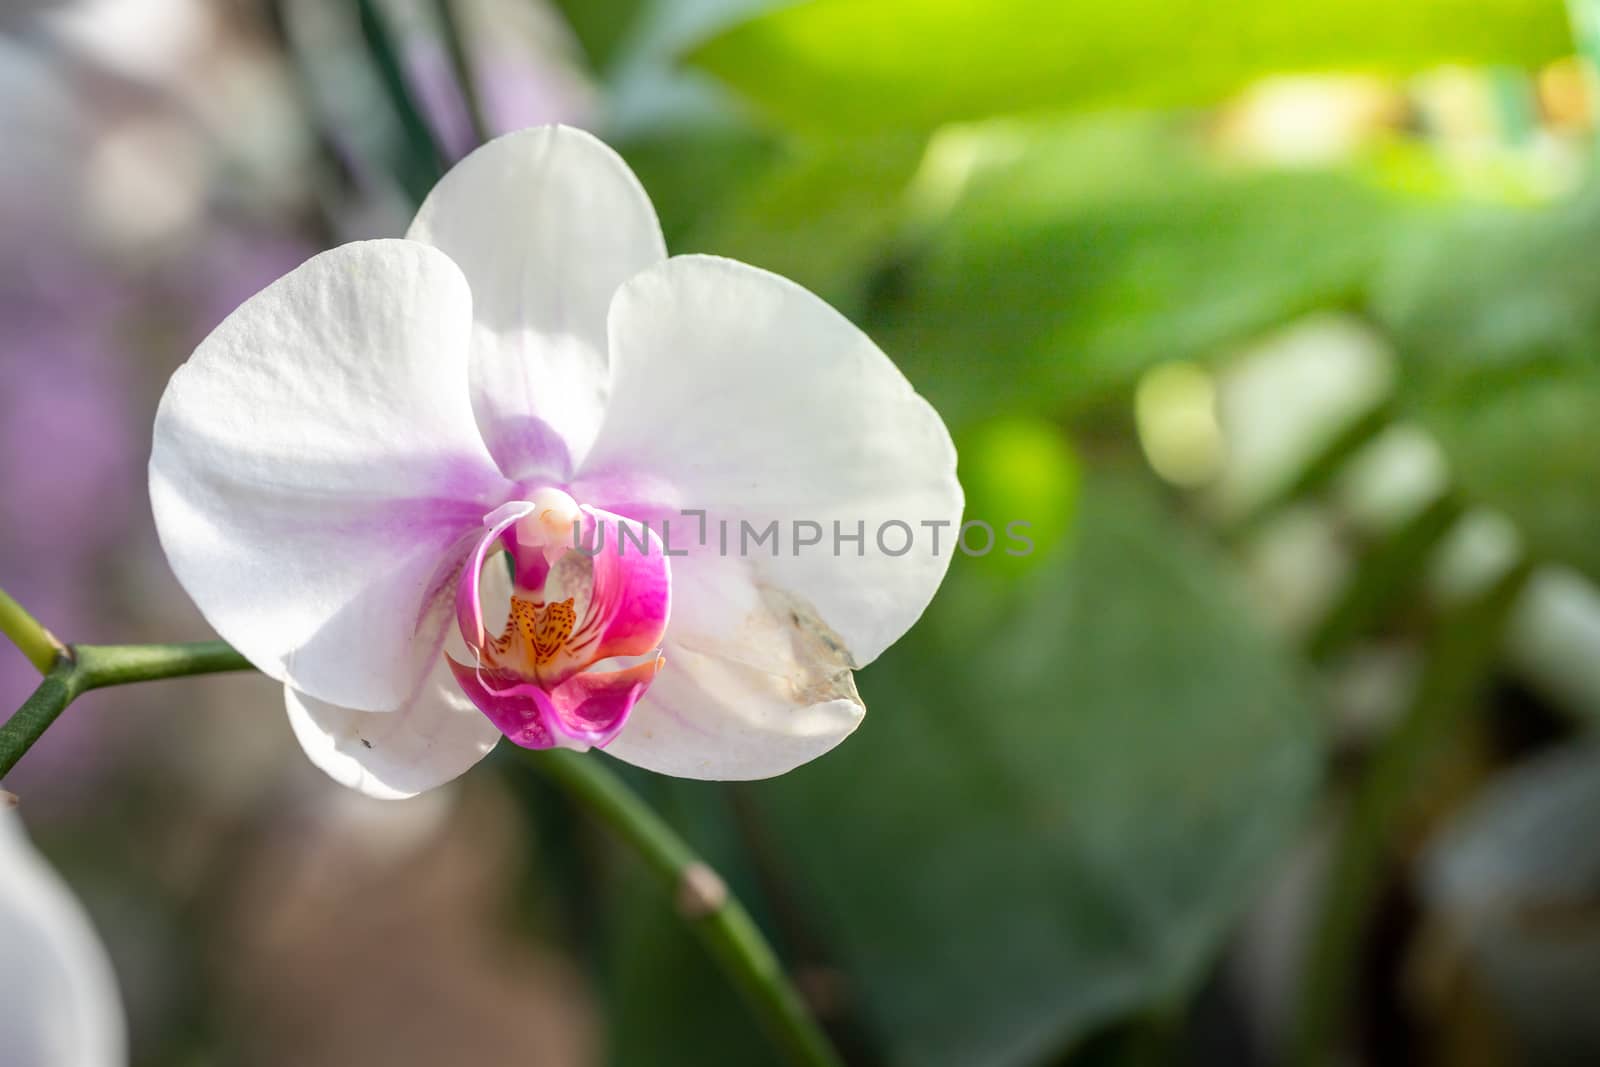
[
  {"x1": 872, "y1": 120, "x2": 1425, "y2": 426},
  {"x1": 688, "y1": 0, "x2": 1570, "y2": 132},
  {"x1": 957, "y1": 415, "x2": 1082, "y2": 575}
]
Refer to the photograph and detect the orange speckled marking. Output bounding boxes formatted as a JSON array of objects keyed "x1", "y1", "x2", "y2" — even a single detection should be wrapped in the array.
[{"x1": 498, "y1": 596, "x2": 577, "y2": 667}]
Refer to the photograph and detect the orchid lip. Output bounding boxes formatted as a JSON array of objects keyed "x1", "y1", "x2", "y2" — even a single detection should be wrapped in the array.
[{"x1": 451, "y1": 493, "x2": 672, "y2": 749}]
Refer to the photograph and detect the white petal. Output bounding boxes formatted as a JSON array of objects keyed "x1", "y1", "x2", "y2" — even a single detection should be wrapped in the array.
[
  {"x1": 582, "y1": 254, "x2": 962, "y2": 667},
  {"x1": 287, "y1": 649, "x2": 502, "y2": 801},
  {"x1": 407, "y1": 126, "x2": 667, "y2": 480},
  {"x1": 587, "y1": 258, "x2": 959, "y2": 778},
  {"x1": 605, "y1": 553, "x2": 866, "y2": 780},
  {"x1": 151, "y1": 239, "x2": 509, "y2": 712},
  {"x1": 0, "y1": 810, "x2": 126, "y2": 1067}
]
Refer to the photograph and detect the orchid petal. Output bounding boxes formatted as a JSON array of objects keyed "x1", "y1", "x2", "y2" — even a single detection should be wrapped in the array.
[
  {"x1": 150, "y1": 240, "x2": 509, "y2": 711},
  {"x1": 605, "y1": 553, "x2": 866, "y2": 779},
  {"x1": 585, "y1": 254, "x2": 961, "y2": 667},
  {"x1": 407, "y1": 126, "x2": 667, "y2": 480},
  {"x1": 581, "y1": 256, "x2": 960, "y2": 777},
  {"x1": 286, "y1": 647, "x2": 502, "y2": 801},
  {"x1": 0, "y1": 810, "x2": 126, "y2": 1067}
]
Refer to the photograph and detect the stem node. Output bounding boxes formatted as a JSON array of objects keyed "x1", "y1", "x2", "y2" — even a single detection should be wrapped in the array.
[
  {"x1": 527, "y1": 749, "x2": 844, "y2": 1067},
  {"x1": 677, "y1": 861, "x2": 729, "y2": 919}
]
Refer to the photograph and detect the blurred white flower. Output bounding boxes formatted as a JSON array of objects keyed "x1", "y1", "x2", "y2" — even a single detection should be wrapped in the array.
[
  {"x1": 1213, "y1": 313, "x2": 1394, "y2": 518},
  {"x1": 1334, "y1": 423, "x2": 1449, "y2": 533},
  {"x1": 1216, "y1": 74, "x2": 1403, "y2": 165},
  {"x1": 1508, "y1": 568, "x2": 1600, "y2": 717},
  {"x1": 0, "y1": 808, "x2": 126, "y2": 1067},
  {"x1": 37, "y1": 0, "x2": 212, "y2": 83}
]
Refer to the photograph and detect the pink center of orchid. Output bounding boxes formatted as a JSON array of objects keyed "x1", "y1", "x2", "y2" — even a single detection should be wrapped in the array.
[{"x1": 447, "y1": 490, "x2": 671, "y2": 751}]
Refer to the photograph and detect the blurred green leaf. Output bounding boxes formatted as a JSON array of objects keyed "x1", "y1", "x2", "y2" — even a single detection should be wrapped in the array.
[
  {"x1": 742, "y1": 477, "x2": 1322, "y2": 1066},
  {"x1": 686, "y1": 132, "x2": 927, "y2": 311},
  {"x1": 873, "y1": 121, "x2": 1424, "y2": 426},
  {"x1": 1378, "y1": 195, "x2": 1600, "y2": 378},
  {"x1": 600, "y1": 0, "x2": 792, "y2": 136},
  {"x1": 1378, "y1": 194, "x2": 1600, "y2": 581},
  {"x1": 1425, "y1": 368, "x2": 1600, "y2": 579},
  {"x1": 957, "y1": 415, "x2": 1083, "y2": 575},
  {"x1": 546, "y1": 0, "x2": 650, "y2": 74},
  {"x1": 687, "y1": 0, "x2": 1570, "y2": 133},
  {"x1": 622, "y1": 127, "x2": 923, "y2": 311},
  {"x1": 617, "y1": 124, "x2": 781, "y2": 247}
]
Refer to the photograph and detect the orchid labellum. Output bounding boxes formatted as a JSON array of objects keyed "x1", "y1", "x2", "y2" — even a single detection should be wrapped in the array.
[{"x1": 150, "y1": 126, "x2": 961, "y2": 798}]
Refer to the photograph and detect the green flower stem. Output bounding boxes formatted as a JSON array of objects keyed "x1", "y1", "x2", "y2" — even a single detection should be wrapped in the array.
[
  {"x1": 1306, "y1": 492, "x2": 1467, "y2": 663},
  {"x1": 0, "y1": 585, "x2": 65, "y2": 674},
  {"x1": 0, "y1": 585, "x2": 840, "y2": 1066},
  {"x1": 1225, "y1": 398, "x2": 1396, "y2": 542},
  {"x1": 526, "y1": 748, "x2": 846, "y2": 1067},
  {"x1": 0, "y1": 641, "x2": 252, "y2": 780},
  {"x1": 70, "y1": 641, "x2": 254, "y2": 688},
  {"x1": 0, "y1": 661, "x2": 82, "y2": 781}
]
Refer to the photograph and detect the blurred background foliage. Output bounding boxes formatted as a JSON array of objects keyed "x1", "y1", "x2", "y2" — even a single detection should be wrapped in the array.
[{"x1": 7, "y1": 0, "x2": 1600, "y2": 1064}]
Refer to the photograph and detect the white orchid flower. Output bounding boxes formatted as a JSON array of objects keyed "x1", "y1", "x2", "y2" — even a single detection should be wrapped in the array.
[
  {"x1": 0, "y1": 808, "x2": 126, "y2": 1067},
  {"x1": 150, "y1": 126, "x2": 961, "y2": 798}
]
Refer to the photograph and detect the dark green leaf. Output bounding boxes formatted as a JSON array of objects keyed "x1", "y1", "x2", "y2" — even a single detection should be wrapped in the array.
[
  {"x1": 546, "y1": 0, "x2": 651, "y2": 75},
  {"x1": 1377, "y1": 193, "x2": 1600, "y2": 581},
  {"x1": 743, "y1": 477, "x2": 1323, "y2": 1066},
  {"x1": 616, "y1": 124, "x2": 782, "y2": 248}
]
